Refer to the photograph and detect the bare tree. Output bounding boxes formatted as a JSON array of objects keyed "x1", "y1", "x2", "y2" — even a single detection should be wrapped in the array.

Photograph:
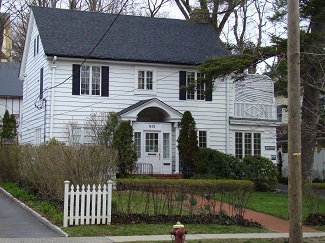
[
  {"x1": 144, "y1": 0, "x2": 171, "y2": 17},
  {"x1": 86, "y1": 112, "x2": 119, "y2": 147},
  {"x1": 65, "y1": 120, "x2": 81, "y2": 145},
  {"x1": 175, "y1": 0, "x2": 244, "y2": 35}
]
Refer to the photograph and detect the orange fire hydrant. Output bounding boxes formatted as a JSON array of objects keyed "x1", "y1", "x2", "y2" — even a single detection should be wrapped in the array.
[{"x1": 170, "y1": 221, "x2": 188, "y2": 243}]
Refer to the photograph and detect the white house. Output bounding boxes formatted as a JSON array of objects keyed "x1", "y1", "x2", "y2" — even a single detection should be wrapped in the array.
[{"x1": 19, "y1": 7, "x2": 278, "y2": 174}]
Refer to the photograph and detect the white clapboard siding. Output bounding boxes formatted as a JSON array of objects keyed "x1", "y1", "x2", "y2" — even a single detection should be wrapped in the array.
[{"x1": 63, "y1": 180, "x2": 113, "y2": 227}]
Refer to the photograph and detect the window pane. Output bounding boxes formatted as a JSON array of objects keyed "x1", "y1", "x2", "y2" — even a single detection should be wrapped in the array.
[
  {"x1": 81, "y1": 66, "x2": 90, "y2": 95},
  {"x1": 134, "y1": 132, "x2": 141, "y2": 158},
  {"x1": 197, "y1": 73, "x2": 205, "y2": 100},
  {"x1": 187, "y1": 72, "x2": 195, "y2": 100},
  {"x1": 199, "y1": 131, "x2": 207, "y2": 148},
  {"x1": 146, "y1": 71, "x2": 153, "y2": 90},
  {"x1": 84, "y1": 128, "x2": 95, "y2": 144},
  {"x1": 254, "y1": 133, "x2": 261, "y2": 155},
  {"x1": 146, "y1": 133, "x2": 158, "y2": 152},
  {"x1": 163, "y1": 133, "x2": 170, "y2": 158},
  {"x1": 138, "y1": 71, "x2": 145, "y2": 89},
  {"x1": 92, "y1": 66, "x2": 101, "y2": 95},
  {"x1": 235, "y1": 132, "x2": 243, "y2": 159},
  {"x1": 244, "y1": 133, "x2": 252, "y2": 156}
]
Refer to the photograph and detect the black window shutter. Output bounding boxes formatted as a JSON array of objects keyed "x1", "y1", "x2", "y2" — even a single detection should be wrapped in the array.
[
  {"x1": 40, "y1": 67, "x2": 43, "y2": 99},
  {"x1": 101, "y1": 66, "x2": 109, "y2": 97},
  {"x1": 206, "y1": 79, "x2": 212, "y2": 101},
  {"x1": 72, "y1": 64, "x2": 80, "y2": 95},
  {"x1": 179, "y1": 71, "x2": 186, "y2": 100}
]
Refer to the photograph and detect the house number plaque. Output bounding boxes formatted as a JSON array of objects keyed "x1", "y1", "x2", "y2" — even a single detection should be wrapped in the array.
[{"x1": 149, "y1": 125, "x2": 155, "y2": 128}]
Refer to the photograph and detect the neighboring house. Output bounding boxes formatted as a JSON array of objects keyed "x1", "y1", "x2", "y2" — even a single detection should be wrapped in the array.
[
  {"x1": 0, "y1": 13, "x2": 12, "y2": 62},
  {"x1": 277, "y1": 95, "x2": 325, "y2": 180},
  {"x1": 19, "y1": 7, "x2": 278, "y2": 174},
  {"x1": 0, "y1": 62, "x2": 23, "y2": 138}
]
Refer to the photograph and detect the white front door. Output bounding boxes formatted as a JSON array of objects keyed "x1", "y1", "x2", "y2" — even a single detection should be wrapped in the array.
[
  {"x1": 144, "y1": 132, "x2": 160, "y2": 173},
  {"x1": 133, "y1": 122, "x2": 172, "y2": 174}
]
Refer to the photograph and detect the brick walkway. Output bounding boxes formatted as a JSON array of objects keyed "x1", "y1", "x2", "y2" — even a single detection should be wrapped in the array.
[{"x1": 243, "y1": 207, "x2": 319, "y2": 233}]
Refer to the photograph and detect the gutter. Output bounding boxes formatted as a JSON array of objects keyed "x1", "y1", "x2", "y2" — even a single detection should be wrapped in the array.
[{"x1": 50, "y1": 57, "x2": 57, "y2": 139}]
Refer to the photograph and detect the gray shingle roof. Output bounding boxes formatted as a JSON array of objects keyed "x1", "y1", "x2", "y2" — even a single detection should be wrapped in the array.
[
  {"x1": 0, "y1": 62, "x2": 22, "y2": 97},
  {"x1": 32, "y1": 7, "x2": 229, "y2": 65}
]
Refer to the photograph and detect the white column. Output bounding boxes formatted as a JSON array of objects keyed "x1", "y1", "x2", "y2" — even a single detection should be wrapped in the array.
[{"x1": 174, "y1": 124, "x2": 180, "y2": 174}]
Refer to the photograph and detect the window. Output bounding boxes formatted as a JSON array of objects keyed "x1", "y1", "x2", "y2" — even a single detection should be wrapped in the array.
[
  {"x1": 72, "y1": 65, "x2": 109, "y2": 97},
  {"x1": 235, "y1": 132, "x2": 261, "y2": 159},
  {"x1": 277, "y1": 105, "x2": 283, "y2": 122},
  {"x1": 186, "y1": 72, "x2": 195, "y2": 100},
  {"x1": 34, "y1": 35, "x2": 39, "y2": 57},
  {"x1": 134, "y1": 132, "x2": 141, "y2": 158},
  {"x1": 35, "y1": 128, "x2": 41, "y2": 145},
  {"x1": 146, "y1": 133, "x2": 158, "y2": 152},
  {"x1": 135, "y1": 67, "x2": 156, "y2": 94},
  {"x1": 163, "y1": 133, "x2": 170, "y2": 158},
  {"x1": 254, "y1": 133, "x2": 261, "y2": 155},
  {"x1": 81, "y1": 66, "x2": 101, "y2": 95},
  {"x1": 196, "y1": 73, "x2": 205, "y2": 100},
  {"x1": 179, "y1": 71, "x2": 212, "y2": 101},
  {"x1": 40, "y1": 67, "x2": 43, "y2": 99},
  {"x1": 186, "y1": 72, "x2": 205, "y2": 100},
  {"x1": 198, "y1": 131, "x2": 207, "y2": 148},
  {"x1": 83, "y1": 128, "x2": 95, "y2": 144},
  {"x1": 138, "y1": 71, "x2": 153, "y2": 90}
]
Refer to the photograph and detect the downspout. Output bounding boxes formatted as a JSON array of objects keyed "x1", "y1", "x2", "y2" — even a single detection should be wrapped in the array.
[
  {"x1": 43, "y1": 98, "x2": 47, "y2": 143},
  {"x1": 50, "y1": 57, "x2": 57, "y2": 139},
  {"x1": 226, "y1": 76, "x2": 230, "y2": 154}
]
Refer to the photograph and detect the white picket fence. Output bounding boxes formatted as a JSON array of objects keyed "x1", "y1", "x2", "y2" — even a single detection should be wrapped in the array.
[{"x1": 63, "y1": 180, "x2": 113, "y2": 227}]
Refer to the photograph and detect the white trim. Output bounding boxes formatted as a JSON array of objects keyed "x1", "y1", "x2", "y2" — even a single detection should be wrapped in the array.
[
  {"x1": 19, "y1": 10, "x2": 35, "y2": 80},
  {"x1": 120, "y1": 99, "x2": 182, "y2": 122},
  {"x1": 134, "y1": 66, "x2": 157, "y2": 95}
]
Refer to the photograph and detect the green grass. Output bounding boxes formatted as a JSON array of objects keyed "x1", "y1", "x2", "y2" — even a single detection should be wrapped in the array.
[
  {"x1": 63, "y1": 224, "x2": 268, "y2": 237},
  {"x1": 2, "y1": 181, "x2": 325, "y2": 239},
  {"x1": 247, "y1": 192, "x2": 325, "y2": 220}
]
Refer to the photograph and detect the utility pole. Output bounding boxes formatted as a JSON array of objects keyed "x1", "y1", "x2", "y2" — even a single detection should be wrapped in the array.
[{"x1": 287, "y1": 0, "x2": 302, "y2": 242}]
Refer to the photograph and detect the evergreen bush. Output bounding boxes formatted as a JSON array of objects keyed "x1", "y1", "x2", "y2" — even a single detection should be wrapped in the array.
[
  {"x1": 241, "y1": 155, "x2": 278, "y2": 192},
  {"x1": 112, "y1": 121, "x2": 137, "y2": 177},
  {"x1": 177, "y1": 111, "x2": 198, "y2": 172},
  {"x1": 194, "y1": 148, "x2": 242, "y2": 179}
]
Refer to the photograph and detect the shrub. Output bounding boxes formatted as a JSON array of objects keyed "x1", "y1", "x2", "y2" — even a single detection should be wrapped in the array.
[
  {"x1": 115, "y1": 179, "x2": 254, "y2": 217},
  {"x1": 194, "y1": 148, "x2": 242, "y2": 179},
  {"x1": 177, "y1": 111, "x2": 199, "y2": 171},
  {"x1": 0, "y1": 143, "x2": 118, "y2": 203},
  {"x1": 0, "y1": 145, "x2": 21, "y2": 182},
  {"x1": 241, "y1": 155, "x2": 278, "y2": 191},
  {"x1": 111, "y1": 121, "x2": 137, "y2": 177}
]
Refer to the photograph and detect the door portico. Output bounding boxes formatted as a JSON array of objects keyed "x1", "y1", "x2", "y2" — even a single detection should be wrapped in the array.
[{"x1": 118, "y1": 98, "x2": 182, "y2": 174}]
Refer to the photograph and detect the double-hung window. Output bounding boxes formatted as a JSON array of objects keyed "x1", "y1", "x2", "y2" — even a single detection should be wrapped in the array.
[
  {"x1": 186, "y1": 72, "x2": 205, "y2": 100},
  {"x1": 198, "y1": 130, "x2": 207, "y2": 148},
  {"x1": 138, "y1": 71, "x2": 153, "y2": 90},
  {"x1": 235, "y1": 132, "x2": 261, "y2": 159},
  {"x1": 179, "y1": 71, "x2": 212, "y2": 101},
  {"x1": 81, "y1": 66, "x2": 101, "y2": 95},
  {"x1": 72, "y1": 64, "x2": 109, "y2": 97},
  {"x1": 135, "y1": 67, "x2": 156, "y2": 94}
]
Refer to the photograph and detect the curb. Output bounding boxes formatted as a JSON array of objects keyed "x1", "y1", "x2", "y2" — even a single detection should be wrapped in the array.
[{"x1": 0, "y1": 186, "x2": 68, "y2": 237}]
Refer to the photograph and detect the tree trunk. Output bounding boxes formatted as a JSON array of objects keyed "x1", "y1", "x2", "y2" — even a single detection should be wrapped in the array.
[
  {"x1": 300, "y1": 3, "x2": 325, "y2": 183},
  {"x1": 301, "y1": 85, "x2": 320, "y2": 183}
]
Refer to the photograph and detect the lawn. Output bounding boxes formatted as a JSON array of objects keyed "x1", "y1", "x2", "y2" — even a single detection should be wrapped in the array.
[
  {"x1": 2, "y1": 181, "x2": 325, "y2": 239},
  {"x1": 63, "y1": 224, "x2": 268, "y2": 237},
  {"x1": 247, "y1": 191, "x2": 325, "y2": 220}
]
